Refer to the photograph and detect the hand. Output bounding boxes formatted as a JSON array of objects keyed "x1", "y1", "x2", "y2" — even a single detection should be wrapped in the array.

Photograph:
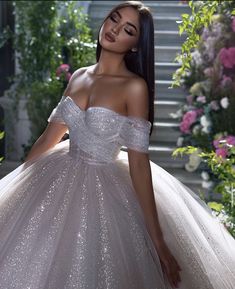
[{"x1": 155, "y1": 240, "x2": 182, "y2": 288}]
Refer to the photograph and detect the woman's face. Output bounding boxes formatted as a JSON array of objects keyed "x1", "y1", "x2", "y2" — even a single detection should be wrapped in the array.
[{"x1": 99, "y1": 6, "x2": 140, "y2": 54}]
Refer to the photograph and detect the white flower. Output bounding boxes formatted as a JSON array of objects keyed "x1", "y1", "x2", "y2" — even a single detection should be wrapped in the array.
[
  {"x1": 200, "y1": 115, "x2": 209, "y2": 126},
  {"x1": 200, "y1": 115, "x2": 211, "y2": 134},
  {"x1": 170, "y1": 109, "x2": 183, "y2": 119},
  {"x1": 202, "y1": 180, "x2": 214, "y2": 189},
  {"x1": 201, "y1": 171, "x2": 210, "y2": 181},
  {"x1": 185, "y1": 152, "x2": 201, "y2": 172},
  {"x1": 220, "y1": 97, "x2": 229, "y2": 109},
  {"x1": 201, "y1": 126, "x2": 210, "y2": 134},
  {"x1": 192, "y1": 124, "x2": 201, "y2": 135},
  {"x1": 176, "y1": 137, "x2": 184, "y2": 147},
  {"x1": 191, "y1": 50, "x2": 203, "y2": 66}
]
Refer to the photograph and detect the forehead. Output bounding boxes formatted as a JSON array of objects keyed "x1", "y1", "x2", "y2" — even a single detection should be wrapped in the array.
[{"x1": 114, "y1": 6, "x2": 140, "y2": 28}]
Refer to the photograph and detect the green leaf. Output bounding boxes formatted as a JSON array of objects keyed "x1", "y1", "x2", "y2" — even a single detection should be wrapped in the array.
[
  {"x1": 208, "y1": 202, "x2": 223, "y2": 212},
  {"x1": 0, "y1": 131, "x2": 4, "y2": 139}
]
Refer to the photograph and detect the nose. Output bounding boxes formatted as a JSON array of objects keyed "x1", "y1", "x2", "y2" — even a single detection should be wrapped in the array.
[{"x1": 111, "y1": 24, "x2": 120, "y2": 35}]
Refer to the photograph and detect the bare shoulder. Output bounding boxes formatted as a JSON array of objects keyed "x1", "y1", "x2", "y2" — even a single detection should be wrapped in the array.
[
  {"x1": 125, "y1": 75, "x2": 149, "y2": 119},
  {"x1": 63, "y1": 65, "x2": 92, "y2": 95},
  {"x1": 69, "y1": 66, "x2": 88, "y2": 82}
]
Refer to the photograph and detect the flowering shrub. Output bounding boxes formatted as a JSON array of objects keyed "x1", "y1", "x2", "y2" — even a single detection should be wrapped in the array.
[
  {"x1": 172, "y1": 5, "x2": 235, "y2": 155},
  {"x1": 56, "y1": 64, "x2": 72, "y2": 82},
  {"x1": 173, "y1": 143, "x2": 235, "y2": 238},
  {"x1": 1, "y1": 1, "x2": 96, "y2": 154}
]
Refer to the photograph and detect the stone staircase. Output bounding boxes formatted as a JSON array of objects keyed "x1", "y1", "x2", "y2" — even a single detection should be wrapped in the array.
[{"x1": 88, "y1": 0, "x2": 203, "y2": 193}]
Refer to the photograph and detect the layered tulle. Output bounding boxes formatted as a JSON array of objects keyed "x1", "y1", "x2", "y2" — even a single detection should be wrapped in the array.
[
  {"x1": 0, "y1": 93, "x2": 235, "y2": 289},
  {"x1": 0, "y1": 140, "x2": 234, "y2": 289},
  {"x1": 0, "y1": 140, "x2": 170, "y2": 289}
]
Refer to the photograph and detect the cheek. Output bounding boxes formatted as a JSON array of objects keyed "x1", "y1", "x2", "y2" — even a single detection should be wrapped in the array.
[{"x1": 119, "y1": 34, "x2": 138, "y2": 50}]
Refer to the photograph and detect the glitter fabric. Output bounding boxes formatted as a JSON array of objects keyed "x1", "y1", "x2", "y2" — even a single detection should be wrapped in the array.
[{"x1": 0, "y1": 95, "x2": 234, "y2": 289}]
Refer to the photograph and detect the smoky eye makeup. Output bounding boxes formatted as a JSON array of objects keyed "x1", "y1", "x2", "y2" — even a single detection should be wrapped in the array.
[
  {"x1": 109, "y1": 11, "x2": 137, "y2": 36},
  {"x1": 109, "y1": 12, "x2": 118, "y2": 22},
  {"x1": 125, "y1": 29, "x2": 134, "y2": 36}
]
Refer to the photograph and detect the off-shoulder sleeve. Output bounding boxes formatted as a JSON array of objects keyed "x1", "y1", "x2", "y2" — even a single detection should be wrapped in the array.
[
  {"x1": 120, "y1": 116, "x2": 151, "y2": 153},
  {"x1": 47, "y1": 95, "x2": 66, "y2": 124}
]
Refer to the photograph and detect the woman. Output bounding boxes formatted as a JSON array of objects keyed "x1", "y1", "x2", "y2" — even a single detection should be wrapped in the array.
[{"x1": 0, "y1": 1, "x2": 234, "y2": 289}]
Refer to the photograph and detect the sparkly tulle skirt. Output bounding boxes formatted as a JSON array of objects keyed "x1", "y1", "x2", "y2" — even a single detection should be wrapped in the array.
[{"x1": 0, "y1": 140, "x2": 234, "y2": 289}]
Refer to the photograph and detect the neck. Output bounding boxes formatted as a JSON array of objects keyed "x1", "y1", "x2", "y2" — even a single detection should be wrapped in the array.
[{"x1": 94, "y1": 49, "x2": 127, "y2": 76}]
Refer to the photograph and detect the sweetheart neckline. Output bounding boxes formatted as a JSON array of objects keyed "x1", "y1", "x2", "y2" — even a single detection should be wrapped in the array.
[{"x1": 65, "y1": 96, "x2": 152, "y2": 125}]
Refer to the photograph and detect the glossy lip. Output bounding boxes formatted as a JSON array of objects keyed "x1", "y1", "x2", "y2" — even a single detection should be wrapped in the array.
[{"x1": 105, "y1": 32, "x2": 115, "y2": 42}]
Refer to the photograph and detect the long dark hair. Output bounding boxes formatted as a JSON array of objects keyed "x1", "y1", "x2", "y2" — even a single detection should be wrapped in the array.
[{"x1": 96, "y1": 1, "x2": 155, "y2": 135}]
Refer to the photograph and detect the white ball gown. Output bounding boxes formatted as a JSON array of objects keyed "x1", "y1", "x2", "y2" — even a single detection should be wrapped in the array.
[{"x1": 0, "y1": 95, "x2": 234, "y2": 289}]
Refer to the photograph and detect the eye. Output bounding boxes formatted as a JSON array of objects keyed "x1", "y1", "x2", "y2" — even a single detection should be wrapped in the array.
[
  {"x1": 109, "y1": 15, "x2": 117, "y2": 22},
  {"x1": 125, "y1": 29, "x2": 134, "y2": 36}
]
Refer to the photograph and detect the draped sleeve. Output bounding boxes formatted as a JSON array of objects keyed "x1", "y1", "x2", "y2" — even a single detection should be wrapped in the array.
[
  {"x1": 120, "y1": 116, "x2": 151, "y2": 153},
  {"x1": 47, "y1": 95, "x2": 66, "y2": 124}
]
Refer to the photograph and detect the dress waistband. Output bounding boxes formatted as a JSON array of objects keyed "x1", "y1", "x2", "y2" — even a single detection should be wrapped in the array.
[{"x1": 68, "y1": 146, "x2": 114, "y2": 165}]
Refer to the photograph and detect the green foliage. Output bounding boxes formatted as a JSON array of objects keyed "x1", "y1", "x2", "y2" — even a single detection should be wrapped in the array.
[
  {"x1": 172, "y1": 0, "x2": 234, "y2": 87},
  {"x1": 173, "y1": 145, "x2": 235, "y2": 237},
  {"x1": 26, "y1": 77, "x2": 64, "y2": 140},
  {"x1": 1, "y1": 1, "x2": 96, "y2": 156}
]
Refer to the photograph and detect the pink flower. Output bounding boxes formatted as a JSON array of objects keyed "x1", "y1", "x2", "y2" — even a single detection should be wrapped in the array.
[
  {"x1": 209, "y1": 100, "x2": 220, "y2": 111},
  {"x1": 196, "y1": 95, "x2": 206, "y2": 103},
  {"x1": 56, "y1": 64, "x2": 71, "y2": 81},
  {"x1": 232, "y1": 17, "x2": 235, "y2": 32},
  {"x1": 219, "y1": 47, "x2": 235, "y2": 68},
  {"x1": 213, "y1": 137, "x2": 222, "y2": 149},
  {"x1": 180, "y1": 110, "x2": 198, "y2": 133},
  {"x1": 195, "y1": 108, "x2": 204, "y2": 116},
  {"x1": 216, "y1": 148, "x2": 228, "y2": 158},
  {"x1": 226, "y1": 135, "x2": 235, "y2": 146},
  {"x1": 60, "y1": 64, "x2": 70, "y2": 71},
  {"x1": 221, "y1": 75, "x2": 233, "y2": 87}
]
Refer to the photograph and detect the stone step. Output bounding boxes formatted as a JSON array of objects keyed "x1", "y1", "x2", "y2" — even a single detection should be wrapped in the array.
[
  {"x1": 155, "y1": 31, "x2": 187, "y2": 46},
  {"x1": 155, "y1": 80, "x2": 187, "y2": 101},
  {"x1": 155, "y1": 62, "x2": 181, "y2": 81},
  {"x1": 155, "y1": 45, "x2": 181, "y2": 62},
  {"x1": 148, "y1": 145, "x2": 204, "y2": 195},
  {"x1": 155, "y1": 16, "x2": 184, "y2": 31},
  {"x1": 151, "y1": 120, "x2": 181, "y2": 143},
  {"x1": 89, "y1": 1, "x2": 190, "y2": 17},
  {"x1": 149, "y1": 143, "x2": 186, "y2": 166},
  {"x1": 154, "y1": 100, "x2": 183, "y2": 121},
  {"x1": 88, "y1": 15, "x2": 183, "y2": 38},
  {"x1": 162, "y1": 166, "x2": 204, "y2": 195}
]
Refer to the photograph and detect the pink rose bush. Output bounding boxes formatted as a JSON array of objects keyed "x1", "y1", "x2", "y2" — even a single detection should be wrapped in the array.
[
  {"x1": 173, "y1": 10, "x2": 235, "y2": 151},
  {"x1": 56, "y1": 64, "x2": 71, "y2": 81},
  {"x1": 213, "y1": 135, "x2": 235, "y2": 158},
  {"x1": 218, "y1": 47, "x2": 235, "y2": 68},
  {"x1": 180, "y1": 110, "x2": 198, "y2": 133}
]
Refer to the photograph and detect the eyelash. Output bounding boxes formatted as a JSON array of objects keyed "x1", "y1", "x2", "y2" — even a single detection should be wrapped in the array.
[{"x1": 109, "y1": 15, "x2": 134, "y2": 36}]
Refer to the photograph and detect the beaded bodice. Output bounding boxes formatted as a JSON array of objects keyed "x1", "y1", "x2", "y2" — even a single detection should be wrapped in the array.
[{"x1": 48, "y1": 96, "x2": 151, "y2": 164}]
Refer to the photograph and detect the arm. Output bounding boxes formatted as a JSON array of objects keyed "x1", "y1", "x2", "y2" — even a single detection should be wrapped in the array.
[
  {"x1": 24, "y1": 122, "x2": 68, "y2": 162},
  {"x1": 126, "y1": 78, "x2": 182, "y2": 288},
  {"x1": 128, "y1": 151, "x2": 165, "y2": 246},
  {"x1": 126, "y1": 78, "x2": 164, "y2": 246}
]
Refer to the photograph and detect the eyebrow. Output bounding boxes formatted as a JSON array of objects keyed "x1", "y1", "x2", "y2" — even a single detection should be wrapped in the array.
[{"x1": 115, "y1": 10, "x2": 138, "y2": 32}]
